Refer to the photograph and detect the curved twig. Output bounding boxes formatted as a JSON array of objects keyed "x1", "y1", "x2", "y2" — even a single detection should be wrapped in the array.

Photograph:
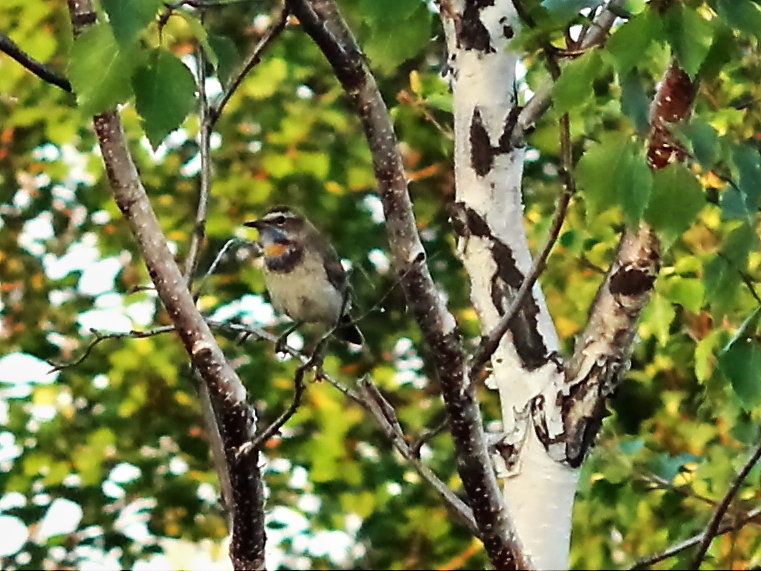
[
  {"x1": 0, "y1": 32, "x2": 72, "y2": 92},
  {"x1": 209, "y1": 4, "x2": 290, "y2": 126},
  {"x1": 47, "y1": 326, "x2": 175, "y2": 372},
  {"x1": 691, "y1": 438, "x2": 761, "y2": 568}
]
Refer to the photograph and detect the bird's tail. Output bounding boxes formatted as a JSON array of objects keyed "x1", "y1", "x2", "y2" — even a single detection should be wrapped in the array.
[{"x1": 334, "y1": 313, "x2": 363, "y2": 345}]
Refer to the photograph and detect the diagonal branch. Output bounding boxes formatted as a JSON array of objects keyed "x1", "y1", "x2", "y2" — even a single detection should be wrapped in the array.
[
  {"x1": 630, "y1": 506, "x2": 761, "y2": 569},
  {"x1": 66, "y1": 2, "x2": 266, "y2": 568},
  {"x1": 691, "y1": 437, "x2": 761, "y2": 568},
  {"x1": 0, "y1": 31, "x2": 72, "y2": 92},
  {"x1": 561, "y1": 61, "x2": 698, "y2": 467},
  {"x1": 285, "y1": 0, "x2": 528, "y2": 567},
  {"x1": 209, "y1": 4, "x2": 290, "y2": 126},
  {"x1": 214, "y1": 320, "x2": 478, "y2": 536}
]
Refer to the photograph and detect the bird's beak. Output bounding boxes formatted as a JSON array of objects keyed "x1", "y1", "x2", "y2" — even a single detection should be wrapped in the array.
[{"x1": 243, "y1": 219, "x2": 262, "y2": 229}]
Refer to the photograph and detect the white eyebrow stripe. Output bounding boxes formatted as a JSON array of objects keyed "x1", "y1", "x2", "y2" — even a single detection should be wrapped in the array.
[{"x1": 262, "y1": 210, "x2": 297, "y2": 221}]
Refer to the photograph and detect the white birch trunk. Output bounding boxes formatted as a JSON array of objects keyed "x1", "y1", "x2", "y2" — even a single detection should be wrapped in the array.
[{"x1": 442, "y1": 2, "x2": 578, "y2": 568}]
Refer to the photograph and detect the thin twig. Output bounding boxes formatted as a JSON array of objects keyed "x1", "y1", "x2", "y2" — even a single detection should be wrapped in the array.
[
  {"x1": 47, "y1": 326, "x2": 175, "y2": 372},
  {"x1": 209, "y1": 4, "x2": 290, "y2": 126},
  {"x1": 0, "y1": 32, "x2": 72, "y2": 92},
  {"x1": 691, "y1": 437, "x2": 761, "y2": 568},
  {"x1": 194, "y1": 237, "x2": 256, "y2": 300},
  {"x1": 219, "y1": 320, "x2": 478, "y2": 535},
  {"x1": 717, "y1": 251, "x2": 761, "y2": 305},
  {"x1": 184, "y1": 44, "x2": 213, "y2": 286},
  {"x1": 411, "y1": 417, "x2": 449, "y2": 458},
  {"x1": 469, "y1": 113, "x2": 574, "y2": 380},
  {"x1": 630, "y1": 506, "x2": 761, "y2": 569},
  {"x1": 515, "y1": 0, "x2": 624, "y2": 137},
  {"x1": 241, "y1": 360, "x2": 310, "y2": 454}
]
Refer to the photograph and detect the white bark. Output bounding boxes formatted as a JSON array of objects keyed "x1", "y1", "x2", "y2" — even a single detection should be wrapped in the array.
[{"x1": 442, "y1": 2, "x2": 577, "y2": 568}]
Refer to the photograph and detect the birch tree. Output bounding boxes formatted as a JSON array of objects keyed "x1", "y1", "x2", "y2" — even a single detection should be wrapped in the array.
[{"x1": 1, "y1": 0, "x2": 760, "y2": 569}]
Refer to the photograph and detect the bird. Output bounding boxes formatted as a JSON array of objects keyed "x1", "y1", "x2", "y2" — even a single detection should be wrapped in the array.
[{"x1": 244, "y1": 206, "x2": 363, "y2": 351}]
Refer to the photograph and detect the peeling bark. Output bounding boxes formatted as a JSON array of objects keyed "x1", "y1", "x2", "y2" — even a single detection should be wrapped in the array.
[{"x1": 560, "y1": 61, "x2": 698, "y2": 467}]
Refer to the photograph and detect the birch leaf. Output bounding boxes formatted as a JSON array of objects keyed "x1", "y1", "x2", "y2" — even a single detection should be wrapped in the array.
[
  {"x1": 132, "y1": 49, "x2": 197, "y2": 149},
  {"x1": 553, "y1": 49, "x2": 603, "y2": 112},
  {"x1": 608, "y1": 9, "x2": 662, "y2": 75},
  {"x1": 644, "y1": 163, "x2": 705, "y2": 249},
  {"x1": 68, "y1": 23, "x2": 141, "y2": 116},
  {"x1": 719, "y1": 337, "x2": 761, "y2": 409},
  {"x1": 663, "y1": 5, "x2": 714, "y2": 78},
  {"x1": 102, "y1": 0, "x2": 162, "y2": 46}
]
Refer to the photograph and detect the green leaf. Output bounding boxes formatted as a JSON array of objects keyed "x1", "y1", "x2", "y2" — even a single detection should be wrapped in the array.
[
  {"x1": 663, "y1": 5, "x2": 714, "y2": 78},
  {"x1": 716, "y1": 0, "x2": 761, "y2": 42},
  {"x1": 575, "y1": 132, "x2": 652, "y2": 225},
  {"x1": 644, "y1": 163, "x2": 705, "y2": 248},
  {"x1": 680, "y1": 119, "x2": 719, "y2": 169},
  {"x1": 541, "y1": 0, "x2": 604, "y2": 23},
  {"x1": 641, "y1": 292, "x2": 675, "y2": 346},
  {"x1": 694, "y1": 330, "x2": 721, "y2": 383},
  {"x1": 553, "y1": 49, "x2": 604, "y2": 113},
  {"x1": 704, "y1": 222, "x2": 758, "y2": 316},
  {"x1": 359, "y1": 1, "x2": 432, "y2": 74},
  {"x1": 68, "y1": 23, "x2": 141, "y2": 115},
  {"x1": 720, "y1": 187, "x2": 749, "y2": 221},
  {"x1": 208, "y1": 33, "x2": 239, "y2": 87},
  {"x1": 132, "y1": 49, "x2": 197, "y2": 149},
  {"x1": 719, "y1": 336, "x2": 761, "y2": 409},
  {"x1": 102, "y1": 0, "x2": 162, "y2": 46},
  {"x1": 620, "y1": 71, "x2": 650, "y2": 133},
  {"x1": 608, "y1": 9, "x2": 663, "y2": 75},
  {"x1": 732, "y1": 144, "x2": 761, "y2": 212},
  {"x1": 661, "y1": 276, "x2": 704, "y2": 313}
]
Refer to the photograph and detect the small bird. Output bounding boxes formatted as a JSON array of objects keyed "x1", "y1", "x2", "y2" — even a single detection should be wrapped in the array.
[{"x1": 244, "y1": 206, "x2": 363, "y2": 349}]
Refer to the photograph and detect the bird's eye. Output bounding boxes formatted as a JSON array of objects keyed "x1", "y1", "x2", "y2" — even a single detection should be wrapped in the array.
[{"x1": 273, "y1": 215, "x2": 286, "y2": 225}]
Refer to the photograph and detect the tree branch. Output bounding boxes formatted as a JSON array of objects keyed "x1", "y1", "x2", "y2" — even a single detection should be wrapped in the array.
[
  {"x1": 691, "y1": 437, "x2": 761, "y2": 568},
  {"x1": 561, "y1": 61, "x2": 697, "y2": 467},
  {"x1": 515, "y1": 0, "x2": 624, "y2": 138},
  {"x1": 66, "y1": 1, "x2": 266, "y2": 568},
  {"x1": 0, "y1": 31, "x2": 72, "y2": 92},
  {"x1": 630, "y1": 506, "x2": 761, "y2": 569},
  {"x1": 183, "y1": 42, "x2": 212, "y2": 285},
  {"x1": 216, "y1": 320, "x2": 479, "y2": 536},
  {"x1": 209, "y1": 4, "x2": 290, "y2": 127},
  {"x1": 47, "y1": 326, "x2": 175, "y2": 372},
  {"x1": 286, "y1": 1, "x2": 528, "y2": 567}
]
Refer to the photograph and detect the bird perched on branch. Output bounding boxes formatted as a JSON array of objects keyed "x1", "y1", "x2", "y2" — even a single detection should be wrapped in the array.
[{"x1": 244, "y1": 206, "x2": 363, "y2": 350}]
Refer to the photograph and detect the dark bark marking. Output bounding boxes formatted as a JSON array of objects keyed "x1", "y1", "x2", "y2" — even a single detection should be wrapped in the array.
[
  {"x1": 559, "y1": 370, "x2": 613, "y2": 467},
  {"x1": 497, "y1": 106, "x2": 521, "y2": 153},
  {"x1": 491, "y1": 241, "x2": 548, "y2": 370},
  {"x1": 455, "y1": 204, "x2": 548, "y2": 370},
  {"x1": 470, "y1": 108, "x2": 494, "y2": 177},
  {"x1": 459, "y1": 0, "x2": 496, "y2": 52},
  {"x1": 647, "y1": 62, "x2": 698, "y2": 170},
  {"x1": 609, "y1": 266, "x2": 655, "y2": 296}
]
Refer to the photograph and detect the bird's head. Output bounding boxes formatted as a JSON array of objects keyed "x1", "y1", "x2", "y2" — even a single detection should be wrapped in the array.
[{"x1": 244, "y1": 206, "x2": 307, "y2": 254}]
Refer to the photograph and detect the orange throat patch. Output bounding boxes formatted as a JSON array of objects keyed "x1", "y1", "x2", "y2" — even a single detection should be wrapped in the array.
[{"x1": 263, "y1": 242, "x2": 289, "y2": 257}]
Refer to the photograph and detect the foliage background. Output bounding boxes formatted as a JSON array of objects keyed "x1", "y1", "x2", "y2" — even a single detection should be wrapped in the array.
[{"x1": 0, "y1": 0, "x2": 759, "y2": 569}]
